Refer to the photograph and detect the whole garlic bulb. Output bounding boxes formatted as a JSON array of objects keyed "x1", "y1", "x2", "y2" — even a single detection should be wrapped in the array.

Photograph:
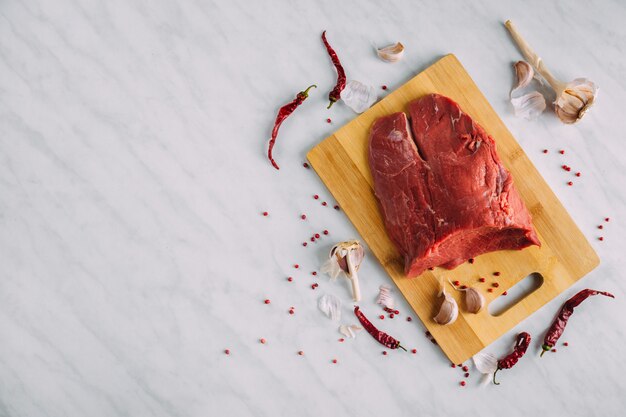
[{"x1": 505, "y1": 20, "x2": 598, "y2": 124}]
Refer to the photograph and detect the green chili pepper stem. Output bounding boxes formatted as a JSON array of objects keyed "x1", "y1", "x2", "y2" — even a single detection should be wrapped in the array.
[
  {"x1": 540, "y1": 345, "x2": 551, "y2": 357},
  {"x1": 302, "y1": 84, "x2": 317, "y2": 98},
  {"x1": 493, "y1": 369, "x2": 500, "y2": 385},
  {"x1": 327, "y1": 99, "x2": 337, "y2": 109}
]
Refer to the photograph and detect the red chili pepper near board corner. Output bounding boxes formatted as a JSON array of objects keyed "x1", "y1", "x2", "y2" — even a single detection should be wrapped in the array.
[
  {"x1": 267, "y1": 84, "x2": 317, "y2": 170},
  {"x1": 354, "y1": 306, "x2": 406, "y2": 351},
  {"x1": 541, "y1": 289, "x2": 615, "y2": 357},
  {"x1": 493, "y1": 332, "x2": 531, "y2": 385},
  {"x1": 321, "y1": 31, "x2": 346, "y2": 109}
]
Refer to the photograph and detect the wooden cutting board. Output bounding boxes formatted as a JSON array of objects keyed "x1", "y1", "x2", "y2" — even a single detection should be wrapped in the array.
[{"x1": 306, "y1": 54, "x2": 599, "y2": 364}]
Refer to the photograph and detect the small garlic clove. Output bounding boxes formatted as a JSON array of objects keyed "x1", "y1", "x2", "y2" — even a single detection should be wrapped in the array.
[
  {"x1": 464, "y1": 287, "x2": 486, "y2": 314},
  {"x1": 433, "y1": 286, "x2": 458, "y2": 325},
  {"x1": 376, "y1": 42, "x2": 405, "y2": 63},
  {"x1": 513, "y1": 61, "x2": 534, "y2": 90},
  {"x1": 340, "y1": 80, "x2": 377, "y2": 114},
  {"x1": 376, "y1": 285, "x2": 395, "y2": 309},
  {"x1": 554, "y1": 78, "x2": 598, "y2": 124},
  {"x1": 511, "y1": 91, "x2": 546, "y2": 120},
  {"x1": 339, "y1": 324, "x2": 363, "y2": 339},
  {"x1": 318, "y1": 294, "x2": 342, "y2": 321}
]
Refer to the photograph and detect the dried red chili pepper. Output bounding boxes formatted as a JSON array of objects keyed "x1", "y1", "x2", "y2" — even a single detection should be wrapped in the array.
[
  {"x1": 541, "y1": 289, "x2": 614, "y2": 356},
  {"x1": 321, "y1": 31, "x2": 346, "y2": 109},
  {"x1": 493, "y1": 332, "x2": 531, "y2": 385},
  {"x1": 267, "y1": 84, "x2": 316, "y2": 170},
  {"x1": 354, "y1": 306, "x2": 406, "y2": 351}
]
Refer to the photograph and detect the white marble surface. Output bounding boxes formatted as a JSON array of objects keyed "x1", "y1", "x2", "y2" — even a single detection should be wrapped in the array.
[{"x1": 1, "y1": 0, "x2": 625, "y2": 416}]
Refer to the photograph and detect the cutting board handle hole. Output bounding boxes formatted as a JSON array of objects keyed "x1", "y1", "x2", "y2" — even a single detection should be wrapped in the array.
[{"x1": 487, "y1": 272, "x2": 544, "y2": 317}]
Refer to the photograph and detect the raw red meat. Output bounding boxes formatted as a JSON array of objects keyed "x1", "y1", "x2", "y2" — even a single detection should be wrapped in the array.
[{"x1": 369, "y1": 94, "x2": 540, "y2": 277}]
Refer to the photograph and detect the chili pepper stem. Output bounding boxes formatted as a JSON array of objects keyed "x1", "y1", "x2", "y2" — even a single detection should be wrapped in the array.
[
  {"x1": 540, "y1": 345, "x2": 551, "y2": 357},
  {"x1": 302, "y1": 84, "x2": 317, "y2": 97},
  {"x1": 327, "y1": 99, "x2": 336, "y2": 109},
  {"x1": 493, "y1": 369, "x2": 500, "y2": 385},
  {"x1": 398, "y1": 344, "x2": 407, "y2": 352}
]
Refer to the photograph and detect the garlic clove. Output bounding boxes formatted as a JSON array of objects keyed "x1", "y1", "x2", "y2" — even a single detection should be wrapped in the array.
[
  {"x1": 554, "y1": 78, "x2": 598, "y2": 124},
  {"x1": 340, "y1": 80, "x2": 377, "y2": 114},
  {"x1": 464, "y1": 287, "x2": 486, "y2": 314},
  {"x1": 513, "y1": 60, "x2": 534, "y2": 90},
  {"x1": 511, "y1": 91, "x2": 546, "y2": 120},
  {"x1": 433, "y1": 284, "x2": 458, "y2": 325},
  {"x1": 473, "y1": 351, "x2": 498, "y2": 374},
  {"x1": 376, "y1": 42, "x2": 405, "y2": 63},
  {"x1": 376, "y1": 285, "x2": 395, "y2": 309},
  {"x1": 339, "y1": 324, "x2": 363, "y2": 339},
  {"x1": 318, "y1": 294, "x2": 342, "y2": 321}
]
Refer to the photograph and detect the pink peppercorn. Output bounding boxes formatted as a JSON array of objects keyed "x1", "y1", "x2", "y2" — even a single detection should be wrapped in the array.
[
  {"x1": 382, "y1": 351, "x2": 388, "y2": 355},
  {"x1": 406, "y1": 317, "x2": 412, "y2": 322},
  {"x1": 462, "y1": 365, "x2": 469, "y2": 372},
  {"x1": 289, "y1": 309, "x2": 294, "y2": 315},
  {"x1": 479, "y1": 277, "x2": 486, "y2": 282},
  {"x1": 379, "y1": 315, "x2": 385, "y2": 320},
  {"x1": 326, "y1": 118, "x2": 331, "y2": 123},
  {"x1": 460, "y1": 381, "x2": 466, "y2": 387},
  {"x1": 412, "y1": 349, "x2": 417, "y2": 354},
  {"x1": 493, "y1": 282, "x2": 500, "y2": 288},
  {"x1": 298, "y1": 351, "x2": 304, "y2": 356},
  {"x1": 339, "y1": 338, "x2": 344, "y2": 342},
  {"x1": 314, "y1": 195, "x2": 319, "y2": 199},
  {"x1": 303, "y1": 242, "x2": 307, "y2": 247},
  {"x1": 598, "y1": 225, "x2": 603, "y2": 229},
  {"x1": 464, "y1": 372, "x2": 469, "y2": 378},
  {"x1": 262, "y1": 211, "x2": 268, "y2": 216},
  {"x1": 315, "y1": 233, "x2": 320, "y2": 239},
  {"x1": 264, "y1": 299, "x2": 270, "y2": 304},
  {"x1": 599, "y1": 237, "x2": 604, "y2": 241},
  {"x1": 494, "y1": 271, "x2": 501, "y2": 276},
  {"x1": 389, "y1": 313, "x2": 395, "y2": 319},
  {"x1": 382, "y1": 85, "x2": 388, "y2": 90},
  {"x1": 260, "y1": 338, "x2": 266, "y2": 344},
  {"x1": 451, "y1": 364, "x2": 456, "y2": 368},
  {"x1": 488, "y1": 288, "x2": 494, "y2": 293},
  {"x1": 322, "y1": 202, "x2": 327, "y2": 206},
  {"x1": 334, "y1": 205, "x2": 340, "y2": 210},
  {"x1": 224, "y1": 349, "x2": 230, "y2": 355},
  {"x1": 287, "y1": 277, "x2": 293, "y2": 282},
  {"x1": 552, "y1": 348, "x2": 557, "y2": 352},
  {"x1": 294, "y1": 264, "x2": 299, "y2": 269},
  {"x1": 301, "y1": 214, "x2": 306, "y2": 220},
  {"x1": 312, "y1": 271, "x2": 317, "y2": 276},
  {"x1": 576, "y1": 172, "x2": 581, "y2": 177},
  {"x1": 303, "y1": 163, "x2": 309, "y2": 168},
  {"x1": 468, "y1": 258, "x2": 474, "y2": 264},
  {"x1": 323, "y1": 230, "x2": 329, "y2": 235},
  {"x1": 543, "y1": 149, "x2": 548, "y2": 154},
  {"x1": 605, "y1": 217, "x2": 610, "y2": 222},
  {"x1": 453, "y1": 280, "x2": 460, "y2": 286},
  {"x1": 503, "y1": 291, "x2": 508, "y2": 296},
  {"x1": 563, "y1": 342, "x2": 569, "y2": 346},
  {"x1": 332, "y1": 359, "x2": 337, "y2": 364},
  {"x1": 567, "y1": 181, "x2": 573, "y2": 186},
  {"x1": 460, "y1": 285, "x2": 467, "y2": 290},
  {"x1": 559, "y1": 150, "x2": 565, "y2": 154}
]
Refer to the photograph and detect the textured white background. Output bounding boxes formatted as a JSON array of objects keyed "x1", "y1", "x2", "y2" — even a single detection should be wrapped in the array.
[{"x1": 1, "y1": 0, "x2": 625, "y2": 416}]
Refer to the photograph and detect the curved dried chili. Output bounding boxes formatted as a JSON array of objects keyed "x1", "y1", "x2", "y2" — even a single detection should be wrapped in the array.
[
  {"x1": 321, "y1": 31, "x2": 346, "y2": 109},
  {"x1": 354, "y1": 306, "x2": 406, "y2": 351},
  {"x1": 493, "y1": 332, "x2": 531, "y2": 385},
  {"x1": 267, "y1": 85, "x2": 316, "y2": 170},
  {"x1": 541, "y1": 289, "x2": 614, "y2": 356}
]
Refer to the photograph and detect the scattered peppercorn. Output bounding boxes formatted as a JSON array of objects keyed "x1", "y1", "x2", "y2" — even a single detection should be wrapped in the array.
[
  {"x1": 551, "y1": 348, "x2": 557, "y2": 352},
  {"x1": 338, "y1": 338, "x2": 344, "y2": 342},
  {"x1": 394, "y1": 310, "x2": 399, "y2": 314},
  {"x1": 301, "y1": 214, "x2": 306, "y2": 220},
  {"x1": 311, "y1": 283, "x2": 318, "y2": 289},
  {"x1": 503, "y1": 291, "x2": 508, "y2": 296},
  {"x1": 563, "y1": 342, "x2": 569, "y2": 346},
  {"x1": 567, "y1": 181, "x2": 573, "y2": 186},
  {"x1": 289, "y1": 309, "x2": 294, "y2": 315},
  {"x1": 326, "y1": 118, "x2": 332, "y2": 123},
  {"x1": 287, "y1": 277, "x2": 293, "y2": 282},
  {"x1": 334, "y1": 205, "x2": 340, "y2": 210},
  {"x1": 493, "y1": 282, "x2": 500, "y2": 288},
  {"x1": 542, "y1": 149, "x2": 548, "y2": 154},
  {"x1": 460, "y1": 381, "x2": 466, "y2": 387},
  {"x1": 312, "y1": 271, "x2": 317, "y2": 276},
  {"x1": 453, "y1": 280, "x2": 460, "y2": 286},
  {"x1": 464, "y1": 373, "x2": 469, "y2": 378},
  {"x1": 598, "y1": 225, "x2": 603, "y2": 229},
  {"x1": 599, "y1": 237, "x2": 604, "y2": 241},
  {"x1": 332, "y1": 359, "x2": 337, "y2": 364},
  {"x1": 382, "y1": 85, "x2": 388, "y2": 90},
  {"x1": 605, "y1": 217, "x2": 610, "y2": 222},
  {"x1": 260, "y1": 338, "x2": 266, "y2": 344},
  {"x1": 262, "y1": 211, "x2": 268, "y2": 216},
  {"x1": 406, "y1": 316, "x2": 412, "y2": 322},
  {"x1": 460, "y1": 285, "x2": 467, "y2": 290},
  {"x1": 315, "y1": 233, "x2": 320, "y2": 239},
  {"x1": 382, "y1": 351, "x2": 388, "y2": 355},
  {"x1": 298, "y1": 351, "x2": 304, "y2": 355},
  {"x1": 488, "y1": 288, "x2": 494, "y2": 293},
  {"x1": 314, "y1": 194, "x2": 319, "y2": 199},
  {"x1": 479, "y1": 277, "x2": 486, "y2": 282},
  {"x1": 294, "y1": 264, "x2": 299, "y2": 268},
  {"x1": 311, "y1": 237, "x2": 315, "y2": 242},
  {"x1": 412, "y1": 349, "x2": 417, "y2": 354},
  {"x1": 451, "y1": 363, "x2": 456, "y2": 368},
  {"x1": 379, "y1": 315, "x2": 385, "y2": 320},
  {"x1": 303, "y1": 242, "x2": 307, "y2": 247},
  {"x1": 264, "y1": 299, "x2": 270, "y2": 304},
  {"x1": 575, "y1": 172, "x2": 581, "y2": 177},
  {"x1": 322, "y1": 202, "x2": 327, "y2": 206},
  {"x1": 389, "y1": 313, "x2": 395, "y2": 319},
  {"x1": 224, "y1": 349, "x2": 230, "y2": 355},
  {"x1": 468, "y1": 258, "x2": 474, "y2": 264},
  {"x1": 323, "y1": 230, "x2": 329, "y2": 235},
  {"x1": 462, "y1": 365, "x2": 469, "y2": 372},
  {"x1": 303, "y1": 162, "x2": 309, "y2": 168},
  {"x1": 559, "y1": 150, "x2": 565, "y2": 154},
  {"x1": 494, "y1": 271, "x2": 501, "y2": 276}
]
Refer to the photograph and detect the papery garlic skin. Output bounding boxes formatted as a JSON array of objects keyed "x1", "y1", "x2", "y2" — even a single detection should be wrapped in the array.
[
  {"x1": 554, "y1": 78, "x2": 598, "y2": 124},
  {"x1": 511, "y1": 92, "x2": 546, "y2": 120},
  {"x1": 376, "y1": 42, "x2": 405, "y2": 63},
  {"x1": 318, "y1": 294, "x2": 342, "y2": 321},
  {"x1": 340, "y1": 80, "x2": 377, "y2": 114},
  {"x1": 376, "y1": 285, "x2": 395, "y2": 309},
  {"x1": 339, "y1": 324, "x2": 363, "y2": 338}
]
